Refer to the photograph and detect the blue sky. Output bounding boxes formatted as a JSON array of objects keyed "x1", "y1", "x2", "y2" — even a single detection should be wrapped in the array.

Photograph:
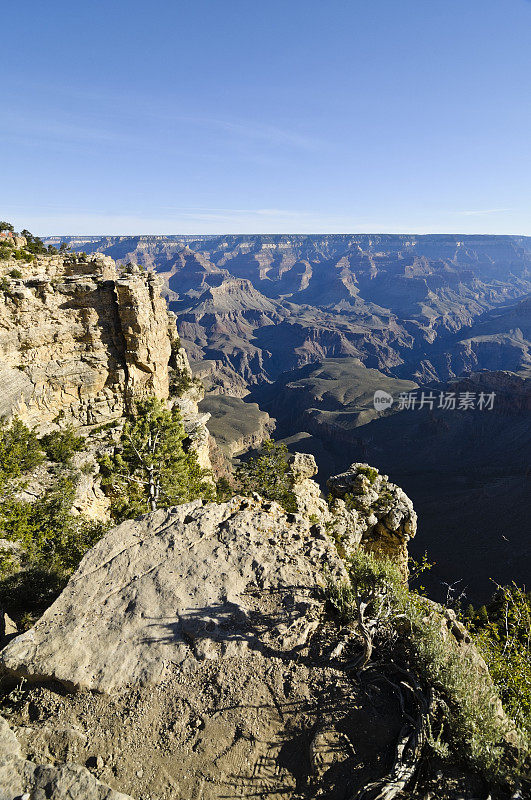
[{"x1": 2, "y1": 0, "x2": 531, "y2": 235}]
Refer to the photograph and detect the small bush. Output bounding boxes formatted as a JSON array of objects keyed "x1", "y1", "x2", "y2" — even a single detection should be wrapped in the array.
[
  {"x1": 0, "y1": 418, "x2": 44, "y2": 483},
  {"x1": 235, "y1": 440, "x2": 297, "y2": 513},
  {"x1": 40, "y1": 425, "x2": 86, "y2": 464},
  {"x1": 0, "y1": 419, "x2": 107, "y2": 626},
  {"x1": 326, "y1": 550, "x2": 528, "y2": 785},
  {"x1": 169, "y1": 366, "x2": 194, "y2": 397},
  {"x1": 355, "y1": 465, "x2": 379, "y2": 484},
  {"x1": 216, "y1": 476, "x2": 234, "y2": 502},
  {"x1": 469, "y1": 585, "x2": 531, "y2": 743}
]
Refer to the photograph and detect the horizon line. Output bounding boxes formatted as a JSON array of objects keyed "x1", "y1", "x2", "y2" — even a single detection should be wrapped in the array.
[{"x1": 40, "y1": 231, "x2": 531, "y2": 238}]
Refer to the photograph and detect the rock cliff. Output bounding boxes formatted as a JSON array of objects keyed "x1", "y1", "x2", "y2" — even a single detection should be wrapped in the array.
[
  {"x1": 62, "y1": 234, "x2": 531, "y2": 392},
  {"x1": 0, "y1": 254, "x2": 174, "y2": 430}
]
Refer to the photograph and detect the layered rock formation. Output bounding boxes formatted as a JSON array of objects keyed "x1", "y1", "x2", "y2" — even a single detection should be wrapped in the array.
[
  {"x1": 59, "y1": 233, "x2": 531, "y2": 392},
  {"x1": 0, "y1": 255, "x2": 174, "y2": 430},
  {"x1": 0, "y1": 248, "x2": 215, "y2": 518}
]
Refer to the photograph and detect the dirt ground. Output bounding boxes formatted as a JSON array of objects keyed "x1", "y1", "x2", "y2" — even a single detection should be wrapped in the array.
[{"x1": 3, "y1": 622, "x2": 406, "y2": 800}]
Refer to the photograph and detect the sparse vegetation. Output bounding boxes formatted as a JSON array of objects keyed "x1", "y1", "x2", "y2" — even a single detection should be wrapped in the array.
[
  {"x1": 0, "y1": 417, "x2": 44, "y2": 481},
  {"x1": 355, "y1": 464, "x2": 379, "y2": 483},
  {"x1": 466, "y1": 584, "x2": 531, "y2": 743},
  {"x1": 215, "y1": 475, "x2": 234, "y2": 502},
  {"x1": 235, "y1": 439, "x2": 297, "y2": 512},
  {"x1": 40, "y1": 425, "x2": 86, "y2": 464},
  {"x1": 326, "y1": 549, "x2": 530, "y2": 788},
  {"x1": 169, "y1": 365, "x2": 195, "y2": 396},
  {"x1": 99, "y1": 397, "x2": 213, "y2": 521},
  {"x1": 0, "y1": 418, "x2": 107, "y2": 626},
  {"x1": 20, "y1": 229, "x2": 47, "y2": 255}
]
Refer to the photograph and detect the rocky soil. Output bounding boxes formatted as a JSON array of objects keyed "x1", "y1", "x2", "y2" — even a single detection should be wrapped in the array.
[{"x1": 0, "y1": 460, "x2": 517, "y2": 799}]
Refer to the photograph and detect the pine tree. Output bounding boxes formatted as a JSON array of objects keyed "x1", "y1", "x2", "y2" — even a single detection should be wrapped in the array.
[
  {"x1": 235, "y1": 440, "x2": 296, "y2": 512},
  {"x1": 99, "y1": 397, "x2": 213, "y2": 520}
]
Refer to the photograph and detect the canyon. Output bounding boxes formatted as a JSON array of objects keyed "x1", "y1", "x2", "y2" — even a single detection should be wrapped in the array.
[{"x1": 53, "y1": 233, "x2": 531, "y2": 601}]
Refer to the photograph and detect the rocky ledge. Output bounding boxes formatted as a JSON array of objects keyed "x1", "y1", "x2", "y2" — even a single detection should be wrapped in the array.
[{"x1": 0, "y1": 494, "x2": 346, "y2": 693}]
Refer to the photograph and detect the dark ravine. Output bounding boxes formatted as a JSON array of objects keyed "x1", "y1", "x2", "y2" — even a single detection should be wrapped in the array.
[{"x1": 53, "y1": 233, "x2": 531, "y2": 391}]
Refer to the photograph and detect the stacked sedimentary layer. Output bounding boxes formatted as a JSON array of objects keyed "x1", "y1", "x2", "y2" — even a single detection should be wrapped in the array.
[{"x1": 0, "y1": 255, "x2": 174, "y2": 431}]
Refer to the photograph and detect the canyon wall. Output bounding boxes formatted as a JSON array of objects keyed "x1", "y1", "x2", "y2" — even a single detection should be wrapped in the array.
[{"x1": 0, "y1": 254, "x2": 176, "y2": 432}]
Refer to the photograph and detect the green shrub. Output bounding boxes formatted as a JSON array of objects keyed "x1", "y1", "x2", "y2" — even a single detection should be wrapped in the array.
[
  {"x1": 355, "y1": 465, "x2": 379, "y2": 484},
  {"x1": 8, "y1": 269, "x2": 22, "y2": 279},
  {"x1": 469, "y1": 585, "x2": 531, "y2": 743},
  {"x1": 0, "y1": 243, "x2": 12, "y2": 261},
  {"x1": 0, "y1": 419, "x2": 107, "y2": 626},
  {"x1": 326, "y1": 550, "x2": 528, "y2": 785},
  {"x1": 215, "y1": 476, "x2": 234, "y2": 502},
  {"x1": 99, "y1": 397, "x2": 213, "y2": 521},
  {"x1": 20, "y1": 229, "x2": 47, "y2": 255},
  {"x1": 0, "y1": 418, "x2": 44, "y2": 484},
  {"x1": 169, "y1": 366, "x2": 194, "y2": 397},
  {"x1": 235, "y1": 440, "x2": 297, "y2": 513},
  {"x1": 40, "y1": 425, "x2": 86, "y2": 463}
]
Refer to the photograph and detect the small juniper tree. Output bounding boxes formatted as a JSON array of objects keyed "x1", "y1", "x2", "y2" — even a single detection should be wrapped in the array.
[
  {"x1": 235, "y1": 439, "x2": 297, "y2": 512},
  {"x1": 0, "y1": 417, "x2": 44, "y2": 485},
  {"x1": 99, "y1": 397, "x2": 213, "y2": 520}
]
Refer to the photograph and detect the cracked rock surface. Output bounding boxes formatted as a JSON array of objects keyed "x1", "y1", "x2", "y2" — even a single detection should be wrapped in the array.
[
  {"x1": 1, "y1": 496, "x2": 346, "y2": 693},
  {"x1": 0, "y1": 715, "x2": 132, "y2": 800}
]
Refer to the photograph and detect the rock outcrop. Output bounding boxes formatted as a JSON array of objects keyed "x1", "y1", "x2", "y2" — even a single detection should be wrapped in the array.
[
  {"x1": 0, "y1": 255, "x2": 173, "y2": 431},
  {"x1": 286, "y1": 456, "x2": 416, "y2": 579},
  {"x1": 327, "y1": 463, "x2": 417, "y2": 578},
  {"x1": 0, "y1": 250, "x2": 214, "y2": 518},
  {"x1": 0, "y1": 477, "x2": 417, "y2": 799},
  {"x1": 0, "y1": 460, "x2": 517, "y2": 799},
  {"x1": 0, "y1": 495, "x2": 347, "y2": 693}
]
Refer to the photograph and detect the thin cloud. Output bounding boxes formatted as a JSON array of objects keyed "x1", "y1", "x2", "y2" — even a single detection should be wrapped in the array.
[{"x1": 459, "y1": 208, "x2": 514, "y2": 216}]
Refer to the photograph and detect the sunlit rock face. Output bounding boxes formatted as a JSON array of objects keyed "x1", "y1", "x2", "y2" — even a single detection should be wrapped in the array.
[{"x1": 0, "y1": 256, "x2": 175, "y2": 431}]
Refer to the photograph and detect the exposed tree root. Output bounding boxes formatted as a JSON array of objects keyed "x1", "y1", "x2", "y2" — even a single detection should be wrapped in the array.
[{"x1": 351, "y1": 667, "x2": 429, "y2": 800}]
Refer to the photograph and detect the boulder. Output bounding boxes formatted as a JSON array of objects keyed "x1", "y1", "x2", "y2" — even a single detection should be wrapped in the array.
[
  {"x1": 0, "y1": 612, "x2": 16, "y2": 646},
  {"x1": 0, "y1": 496, "x2": 347, "y2": 693},
  {"x1": 288, "y1": 452, "x2": 330, "y2": 520},
  {"x1": 327, "y1": 463, "x2": 417, "y2": 578}
]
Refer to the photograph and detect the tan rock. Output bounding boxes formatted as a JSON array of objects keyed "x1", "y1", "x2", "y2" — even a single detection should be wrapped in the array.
[
  {"x1": 0, "y1": 496, "x2": 347, "y2": 693},
  {"x1": 0, "y1": 714, "x2": 132, "y2": 800},
  {"x1": 327, "y1": 462, "x2": 417, "y2": 578}
]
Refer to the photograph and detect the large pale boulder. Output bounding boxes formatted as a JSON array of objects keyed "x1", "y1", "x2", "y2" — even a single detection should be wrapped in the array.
[{"x1": 0, "y1": 496, "x2": 346, "y2": 693}]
